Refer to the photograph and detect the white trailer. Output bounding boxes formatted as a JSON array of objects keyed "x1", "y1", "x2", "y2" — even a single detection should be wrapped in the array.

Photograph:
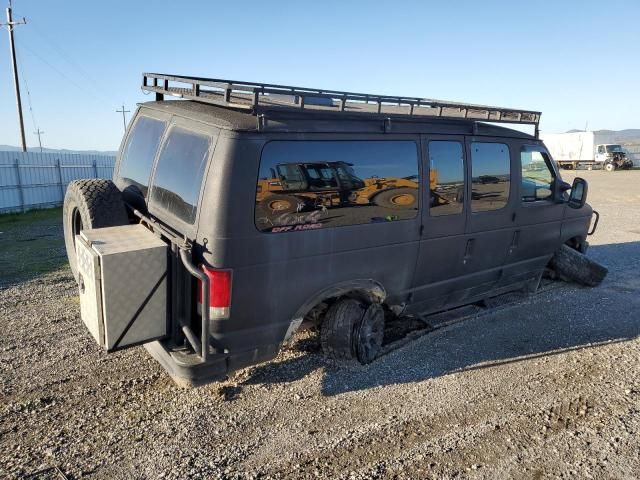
[{"x1": 541, "y1": 131, "x2": 633, "y2": 171}]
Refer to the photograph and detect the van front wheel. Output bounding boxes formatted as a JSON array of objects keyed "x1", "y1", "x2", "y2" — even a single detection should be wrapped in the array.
[{"x1": 320, "y1": 299, "x2": 385, "y2": 364}]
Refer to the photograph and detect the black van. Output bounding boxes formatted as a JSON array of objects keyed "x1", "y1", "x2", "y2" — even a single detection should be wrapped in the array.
[{"x1": 63, "y1": 74, "x2": 600, "y2": 386}]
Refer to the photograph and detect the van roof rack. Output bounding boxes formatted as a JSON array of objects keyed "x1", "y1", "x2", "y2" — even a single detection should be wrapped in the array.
[{"x1": 142, "y1": 73, "x2": 541, "y2": 135}]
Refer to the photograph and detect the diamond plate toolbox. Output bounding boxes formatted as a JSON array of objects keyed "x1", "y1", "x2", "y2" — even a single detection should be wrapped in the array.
[{"x1": 75, "y1": 224, "x2": 168, "y2": 351}]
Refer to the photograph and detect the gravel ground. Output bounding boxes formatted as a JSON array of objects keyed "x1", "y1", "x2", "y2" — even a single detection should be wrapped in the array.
[{"x1": 1, "y1": 170, "x2": 639, "y2": 479}]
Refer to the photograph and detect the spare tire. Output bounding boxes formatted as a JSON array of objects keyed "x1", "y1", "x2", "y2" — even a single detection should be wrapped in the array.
[
  {"x1": 548, "y1": 244, "x2": 608, "y2": 287},
  {"x1": 63, "y1": 179, "x2": 129, "y2": 280}
]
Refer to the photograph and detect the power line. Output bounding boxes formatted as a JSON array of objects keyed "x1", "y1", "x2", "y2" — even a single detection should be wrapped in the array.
[
  {"x1": 29, "y1": 21, "x2": 111, "y2": 103},
  {"x1": 116, "y1": 104, "x2": 130, "y2": 132},
  {"x1": 14, "y1": 46, "x2": 39, "y2": 138},
  {"x1": 17, "y1": 41, "x2": 111, "y2": 108},
  {"x1": 1, "y1": 2, "x2": 27, "y2": 151},
  {"x1": 33, "y1": 128, "x2": 44, "y2": 152}
]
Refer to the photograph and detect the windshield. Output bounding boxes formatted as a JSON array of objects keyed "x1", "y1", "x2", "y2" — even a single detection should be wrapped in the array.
[
  {"x1": 335, "y1": 164, "x2": 365, "y2": 190},
  {"x1": 606, "y1": 145, "x2": 624, "y2": 153}
]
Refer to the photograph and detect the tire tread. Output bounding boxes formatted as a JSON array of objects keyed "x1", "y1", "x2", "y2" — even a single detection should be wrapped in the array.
[
  {"x1": 549, "y1": 244, "x2": 608, "y2": 287},
  {"x1": 63, "y1": 179, "x2": 128, "y2": 279},
  {"x1": 320, "y1": 299, "x2": 364, "y2": 362}
]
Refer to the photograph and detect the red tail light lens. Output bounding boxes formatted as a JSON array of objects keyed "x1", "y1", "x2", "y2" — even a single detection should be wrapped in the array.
[{"x1": 197, "y1": 266, "x2": 232, "y2": 319}]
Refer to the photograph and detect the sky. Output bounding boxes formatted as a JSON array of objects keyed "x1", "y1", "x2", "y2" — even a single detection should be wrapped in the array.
[{"x1": 0, "y1": 0, "x2": 638, "y2": 151}]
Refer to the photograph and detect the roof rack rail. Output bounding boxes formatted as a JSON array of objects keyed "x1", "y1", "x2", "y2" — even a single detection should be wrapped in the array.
[{"x1": 142, "y1": 73, "x2": 541, "y2": 134}]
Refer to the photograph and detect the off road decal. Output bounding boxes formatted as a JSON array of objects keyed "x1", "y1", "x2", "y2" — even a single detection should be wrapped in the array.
[{"x1": 270, "y1": 223, "x2": 323, "y2": 233}]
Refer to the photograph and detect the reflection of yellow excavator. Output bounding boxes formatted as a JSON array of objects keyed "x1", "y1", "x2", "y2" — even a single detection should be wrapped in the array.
[{"x1": 256, "y1": 161, "x2": 427, "y2": 214}]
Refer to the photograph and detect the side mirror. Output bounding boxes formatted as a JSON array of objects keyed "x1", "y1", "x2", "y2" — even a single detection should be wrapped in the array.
[
  {"x1": 558, "y1": 180, "x2": 572, "y2": 192},
  {"x1": 553, "y1": 180, "x2": 572, "y2": 203},
  {"x1": 568, "y1": 177, "x2": 588, "y2": 209}
]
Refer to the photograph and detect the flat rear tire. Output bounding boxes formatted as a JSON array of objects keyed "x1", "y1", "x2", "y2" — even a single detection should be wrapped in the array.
[{"x1": 320, "y1": 298, "x2": 385, "y2": 364}]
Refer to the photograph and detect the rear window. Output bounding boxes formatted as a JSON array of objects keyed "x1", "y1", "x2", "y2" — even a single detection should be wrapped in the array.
[
  {"x1": 149, "y1": 127, "x2": 212, "y2": 225},
  {"x1": 256, "y1": 140, "x2": 419, "y2": 232},
  {"x1": 118, "y1": 116, "x2": 166, "y2": 197}
]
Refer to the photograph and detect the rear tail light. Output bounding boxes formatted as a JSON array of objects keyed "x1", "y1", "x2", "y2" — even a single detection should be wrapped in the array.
[{"x1": 197, "y1": 266, "x2": 232, "y2": 320}]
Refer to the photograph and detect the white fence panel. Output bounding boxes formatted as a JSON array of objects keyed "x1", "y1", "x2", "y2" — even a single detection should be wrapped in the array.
[{"x1": 0, "y1": 151, "x2": 116, "y2": 213}]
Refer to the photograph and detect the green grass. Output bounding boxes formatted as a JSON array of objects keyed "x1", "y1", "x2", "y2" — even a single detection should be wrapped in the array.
[
  {"x1": 0, "y1": 207, "x2": 63, "y2": 227},
  {"x1": 0, "y1": 207, "x2": 69, "y2": 285}
]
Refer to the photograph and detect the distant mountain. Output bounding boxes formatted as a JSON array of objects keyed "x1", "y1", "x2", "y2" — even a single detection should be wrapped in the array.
[{"x1": 0, "y1": 145, "x2": 117, "y2": 156}]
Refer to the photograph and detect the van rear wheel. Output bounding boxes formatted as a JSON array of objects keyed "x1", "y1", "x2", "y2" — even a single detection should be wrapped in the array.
[
  {"x1": 63, "y1": 179, "x2": 129, "y2": 281},
  {"x1": 356, "y1": 304, "x2": 385, "y2": 364},
  {"x1": 320, "y1": 299, "x2": 385, "y2": 364}
]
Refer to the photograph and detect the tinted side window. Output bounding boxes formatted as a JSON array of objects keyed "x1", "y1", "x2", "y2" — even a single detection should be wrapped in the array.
[
  {"x1": 256, "y1": 141, "x2": 419, "y2": 232},
  {"x1": 428, "y1": 141, "x2": 464, "y2": 216},
  {"x1": 118, "y1": 116, "x2": 166, "y2": 197},
  {"x1": 521, "y1": 146, "x2": 554, "y2": 202},
  {"x1": 149, "y1": 127, "x2": 211, "y2": 225},
  {"x1": 471, "y1": 142, "x2": 510, "y2": 212}
]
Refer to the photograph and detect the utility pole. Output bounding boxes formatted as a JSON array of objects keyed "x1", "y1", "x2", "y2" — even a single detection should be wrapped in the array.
[
  {"x1": 33, "y1": 128, "x2": 44, "y2": 152},
  {"x1": 116, "y1": 104, "x2": 130, "y2": 132},
  {"x1": 1, "y1": 1, "x2": 27, "y2": 152}
]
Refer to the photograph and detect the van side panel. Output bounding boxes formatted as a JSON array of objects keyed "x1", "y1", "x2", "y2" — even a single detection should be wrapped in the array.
[{"x1": 197, "y1": 133, "x2": 421, "y2": 352}]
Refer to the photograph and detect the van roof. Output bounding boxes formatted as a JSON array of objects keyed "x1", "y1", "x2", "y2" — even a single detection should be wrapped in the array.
[{"x1": 141, "y1": 100, "x2": 538, "y2": 140}]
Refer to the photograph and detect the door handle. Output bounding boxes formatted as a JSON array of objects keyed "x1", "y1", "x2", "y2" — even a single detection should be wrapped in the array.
[
  {"x1": 511, "y1": 230, "x2": 520, "y2": 248},
  {"x1": 508, "y1": 230, "x2": 520, "y2": 255},
  {"x1": 463, "y1": 238, "x2": 475, "y2": 262}
]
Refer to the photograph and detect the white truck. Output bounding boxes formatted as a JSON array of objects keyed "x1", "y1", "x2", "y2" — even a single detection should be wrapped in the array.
[{"x1": 541, "y1": 131, "x2": 633, "y2": 171}]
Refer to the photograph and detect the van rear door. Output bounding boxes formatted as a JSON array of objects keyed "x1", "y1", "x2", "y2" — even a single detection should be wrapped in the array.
[
  {"x1": 114, "y1": 110, "x2": 170, "y2": 212},
  {"x1": 146, "y1": 117, "x2": 220, "y2": 238}
]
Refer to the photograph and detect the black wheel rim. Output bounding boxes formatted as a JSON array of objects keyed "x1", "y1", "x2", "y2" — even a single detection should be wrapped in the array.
[
  {"x1": 356, "y1": 305, "x2": 385, "y2": 364},
  {"x1": 71, "y1": 207, "x2": 83, "y2": 248}
]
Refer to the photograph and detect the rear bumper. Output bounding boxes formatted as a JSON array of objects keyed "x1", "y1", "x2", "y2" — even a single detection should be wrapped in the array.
[{"x1": 145, "y1": 340, "x2": 279, "y2": 387}]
